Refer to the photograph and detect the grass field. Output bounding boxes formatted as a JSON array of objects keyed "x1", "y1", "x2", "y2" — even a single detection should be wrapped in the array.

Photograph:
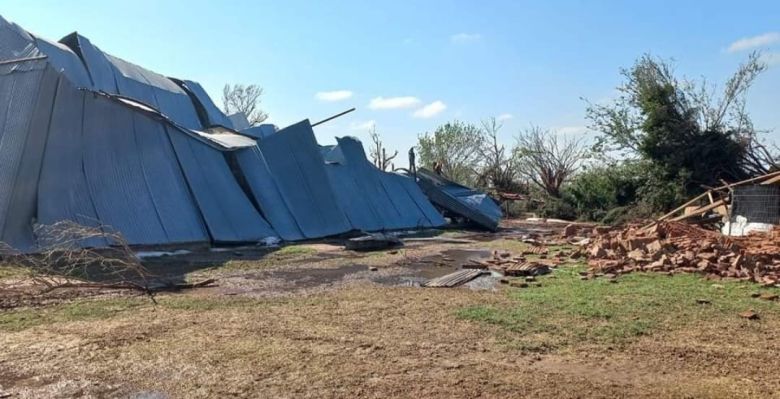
[{"x1": 1, "y1": 237, "x2": 779, "y2": 398}]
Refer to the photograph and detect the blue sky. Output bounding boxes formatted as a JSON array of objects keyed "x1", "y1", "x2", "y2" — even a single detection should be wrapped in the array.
[{"x1": 3, "y1": 0, "x2": 779, "y2": 166}]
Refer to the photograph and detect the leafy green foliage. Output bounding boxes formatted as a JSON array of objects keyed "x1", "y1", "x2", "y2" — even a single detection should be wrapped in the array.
[
  {"x1": 587, "y1": 54, "x2": 774, "y2": 203},
  {"x1": 417, "y1": 120, "x2": 483, "y2": 186}
]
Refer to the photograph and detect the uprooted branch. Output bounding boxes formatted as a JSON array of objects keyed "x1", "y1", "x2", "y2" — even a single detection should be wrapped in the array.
[{"x1": 0, "y1": 221, "x2": 154, "y2": 296}]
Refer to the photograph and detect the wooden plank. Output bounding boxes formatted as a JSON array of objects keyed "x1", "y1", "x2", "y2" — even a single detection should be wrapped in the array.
[
  {"x1": 718, "y1": 170, "x2": 780, "y2": 189},
  {"x1": 760, "y1": 173, "x2": 780, "y2": 185},
  {"x1": 670, "y1": 199, "x2": 726, "y2": 222},
  {"x1": 654, "y1": 192, "x2": 709, "y2": 223},
  {"x1": 649, "y1": 170, "x2": 780, "y2": 229}
]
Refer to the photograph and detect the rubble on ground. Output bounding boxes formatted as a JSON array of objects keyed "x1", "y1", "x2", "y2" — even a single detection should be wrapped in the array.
[
  {"x1": 462, "y1": 248, "x2": 565, "y2": 277},
  {"x1": 581, "y1": 221, "x2": 780, "y2": 286}
]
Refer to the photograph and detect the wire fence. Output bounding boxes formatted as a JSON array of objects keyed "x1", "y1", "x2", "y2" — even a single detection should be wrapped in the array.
[{"x1": 730, "y1": 185, "x2": 780, "y2": 224}]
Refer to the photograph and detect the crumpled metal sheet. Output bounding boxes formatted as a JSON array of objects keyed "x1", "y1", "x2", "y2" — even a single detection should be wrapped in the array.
[
  {"x1": 416, "y1": 168, "x2": 502, "y2": 231},
  {"x1": 326, "y1": 137, "x2": 444, "y2": 231},
  {"x1": 0, "y1": 65, "x2": 57, "y2": 250},
  {"x1": 237, "y1": 120, "x2": 352, "y2": 240},
  {"x1": 176, "y1": 79, "x2": 234, "y2": 128}
]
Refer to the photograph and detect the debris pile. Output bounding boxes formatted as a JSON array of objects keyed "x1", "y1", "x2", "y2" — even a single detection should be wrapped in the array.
[
  {"x1": 583, "y1": 221, "x2": 780, "y2": 286},
  {"x1": 463, "y1": 248, "x2": 566, "y2": 277}
]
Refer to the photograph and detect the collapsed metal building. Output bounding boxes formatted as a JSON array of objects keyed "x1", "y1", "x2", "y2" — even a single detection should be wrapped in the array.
[{"x1": 0, "y1": 16, "x2": 479, "y2": 252}]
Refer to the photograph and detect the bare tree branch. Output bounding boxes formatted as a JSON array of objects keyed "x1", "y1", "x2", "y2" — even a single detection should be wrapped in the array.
[
  {"x1": 513, "y1": 126, "x2": 588, "y2": 197},
  {"x1": 222, "y1": 84, "x2": 269, "y2": 126},
  {"x1": 368, "y1": 125, "x2": 398, "y2": 171}
]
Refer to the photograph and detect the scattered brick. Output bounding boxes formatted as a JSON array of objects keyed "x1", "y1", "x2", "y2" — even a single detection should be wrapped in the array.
[
  {"x1": 739, "y1": 310, "x2": 760, "y2": 320},
  {"x1": 582, "y1": 221, "x2": 780, "y2": 285}
]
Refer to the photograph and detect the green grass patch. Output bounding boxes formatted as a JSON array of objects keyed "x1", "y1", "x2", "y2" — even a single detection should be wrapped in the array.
[
  {"x1": 458, "y1": 265, "x2": 779, "y2": 352},
  {"x1": 0, "y1": 294, "x2": 279, "y2": 332},
  {"x1": 213, "y1": 245, "x2": 319, "y2": 273},
  {"x1": 157, "y1": 295, "x2": 265, "y2": 311},
  {"x1": 0, "y1": 297, "x2": 148, "y2": 332},
  {"x1": 276, "y1": 245, "x2": 317, "y2": 256},
  {"x1": 0, "y1": 264, "x2": 28, "y2": 279}
]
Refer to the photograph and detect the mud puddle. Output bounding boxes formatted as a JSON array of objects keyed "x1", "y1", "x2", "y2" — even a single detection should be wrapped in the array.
[{"x1": 195, "y1": 248, "x2": 501, "y2": 297}]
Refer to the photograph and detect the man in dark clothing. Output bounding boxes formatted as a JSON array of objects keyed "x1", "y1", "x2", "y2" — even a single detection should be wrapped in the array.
[{"x1": 408, "y1": 147, "x2": 416, "y2": 177}]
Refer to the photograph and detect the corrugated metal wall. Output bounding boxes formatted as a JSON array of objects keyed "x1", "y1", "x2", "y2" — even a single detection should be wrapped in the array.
[
  {"x1": 0, "y1": 16, "x2": 451, "y2": 252},
  {"x1": 326, "y1": 137, "x2": 445, "y2": 231},
  {"x1": 59, "y1": 32, "x2": 277, "y2": 243},
  {"x1": 236, "y1": 120, "x2": 352, "y2": 239}
]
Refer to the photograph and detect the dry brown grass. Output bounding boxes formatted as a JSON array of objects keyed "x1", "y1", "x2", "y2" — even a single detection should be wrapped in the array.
[
  {"x1": 1, "y1": 282, "x2": 779, "y2": 398},
  {"x1": 2, "y1": 236, "x2": 780, "y2": 398}
]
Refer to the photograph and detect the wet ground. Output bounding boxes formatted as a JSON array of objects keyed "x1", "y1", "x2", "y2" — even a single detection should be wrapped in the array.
[
  {"x1": 189, "y1": 247, "x2": 502, "y2": 297},
  {"x1": 0, "y1": 221, "x2": 575, "y2": 308}
]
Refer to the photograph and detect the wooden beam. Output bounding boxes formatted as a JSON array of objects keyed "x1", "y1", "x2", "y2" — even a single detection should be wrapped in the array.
[
  {"x1": 655, "y1": 192, "x2": 709, "y2": 222},
  {"x1": 717, "y1": 170, "x2": 780, "y2": 190},
  {"x1": 670, "y1": 199, "x2": 726, "y2": 222},
  {"x1": 760, "y1": 173, "x2": 780, "y2": 185}
]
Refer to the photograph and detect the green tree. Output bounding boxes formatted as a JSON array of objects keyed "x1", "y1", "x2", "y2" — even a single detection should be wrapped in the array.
[
  {"x1": 417, "y1": 120, "x2": 483, "y2": 185},
  {"x1": 586, "y1": 53, "x2": 772, "y2": 199}
]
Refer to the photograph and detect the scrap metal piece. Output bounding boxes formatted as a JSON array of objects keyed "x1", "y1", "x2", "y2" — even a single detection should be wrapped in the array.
[{"x1": 423, "y1": 269, "x2": 488, "y2": 288}]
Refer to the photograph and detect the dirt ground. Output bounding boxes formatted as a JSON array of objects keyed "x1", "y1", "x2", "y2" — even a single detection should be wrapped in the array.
[{"x1": 1, "y1": 220, "x2": 779, "y2": 398}]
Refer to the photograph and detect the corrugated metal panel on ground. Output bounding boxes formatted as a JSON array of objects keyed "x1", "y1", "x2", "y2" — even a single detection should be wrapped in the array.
[
  {"x1": 237, "y1": 120, "x2": 352, "y2": 239},
  {"x1": 416, "y1": 168, "x2": 502, "y2": 231}
]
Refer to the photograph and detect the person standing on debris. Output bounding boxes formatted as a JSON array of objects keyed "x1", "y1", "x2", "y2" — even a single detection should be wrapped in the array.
[
  {"x1": 408, "y1": 147, "x2": 416, "y2": 178},
  {"x1": 433, "y1": 160, "x2": 443, "y2": 176}
]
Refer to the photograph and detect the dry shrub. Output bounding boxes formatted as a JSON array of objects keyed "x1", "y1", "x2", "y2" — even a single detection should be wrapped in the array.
[{"x1": 0, "y1": 221, "x2": 154, "y2": 296}]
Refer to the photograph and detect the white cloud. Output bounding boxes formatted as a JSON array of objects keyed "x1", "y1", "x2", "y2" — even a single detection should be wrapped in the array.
[
  {"x1": 727, "y1": 32, "x2": 780, "y2": 53},
  {"x1": 368, "y1": 96, "x2": 421, "y2": 110},
  {"x1": 497, "y1": 113, "x2": 513, "y2": 121},
  {"x1": 763, "y1": 52, "x2": 780, "y2": 66},
  {"x1": 349, "y1": 120, "x2": 376, "y2": 130},
  {"x1": 450, "y1": 33, "x2": 482, "y2": 44},
  {"x1": 412, "y1": 101, "x2": 447, "y2": 118},
  {"x1": 556, "y1": 126, "x2": 587, "y2": 135},
  {"x1": 315, "y1": 90, "x2": 353, "y2": 102}
]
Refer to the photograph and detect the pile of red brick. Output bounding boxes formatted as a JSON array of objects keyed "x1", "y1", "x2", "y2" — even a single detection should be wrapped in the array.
[{"x1": 581, "y1": 221, "x2": 780, "y2": 286}]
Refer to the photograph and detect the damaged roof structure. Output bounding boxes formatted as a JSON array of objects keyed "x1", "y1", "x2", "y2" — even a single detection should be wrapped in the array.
[
  {"x1": 0, "y1": 16, "x2": 496, "y2": 252},
  {"x1": 416, "y1": 169, "x2": 503, "y2": 231}
]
